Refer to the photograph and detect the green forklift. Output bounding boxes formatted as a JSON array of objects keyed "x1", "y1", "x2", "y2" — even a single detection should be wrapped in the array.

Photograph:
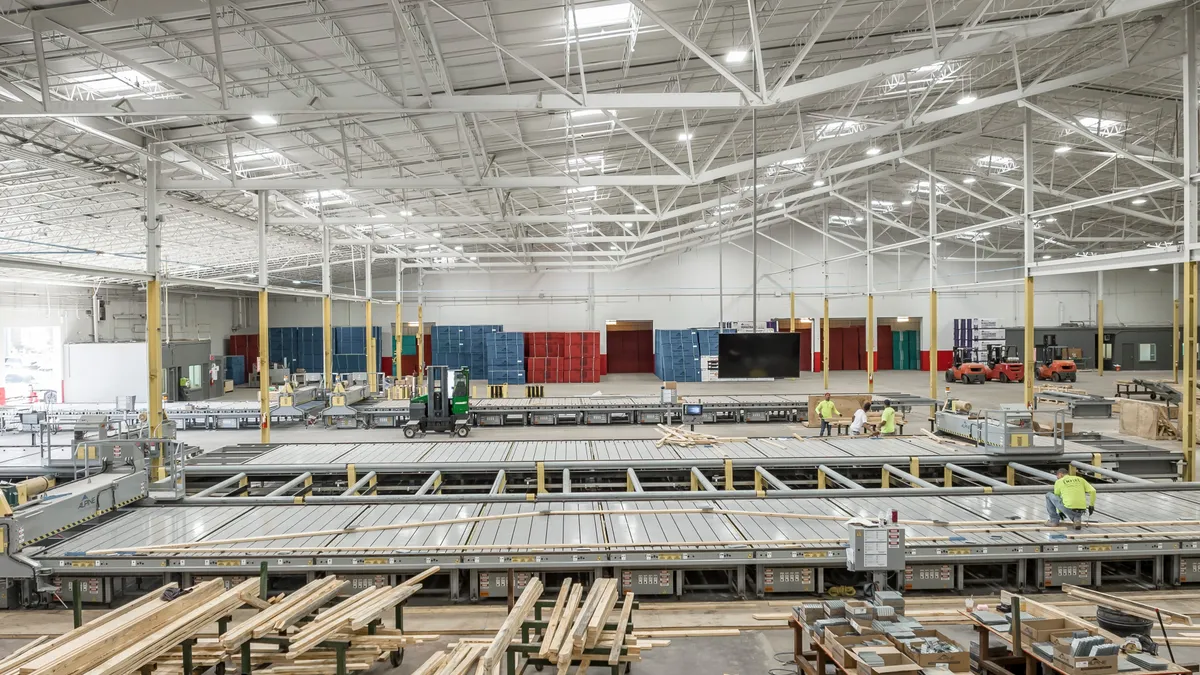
[{"x1": 403, "y1": 365, "x2": 471, "y2": 438}]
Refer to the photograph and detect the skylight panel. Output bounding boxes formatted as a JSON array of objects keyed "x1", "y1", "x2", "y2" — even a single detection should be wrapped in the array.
[{"x1": 569, "y1": 2, "x2": 633, "y2": 30}]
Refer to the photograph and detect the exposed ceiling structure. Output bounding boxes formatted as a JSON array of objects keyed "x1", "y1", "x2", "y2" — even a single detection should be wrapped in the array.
[{"x1": 0, "y1": 0, "x2": 1190, "y2": 290}]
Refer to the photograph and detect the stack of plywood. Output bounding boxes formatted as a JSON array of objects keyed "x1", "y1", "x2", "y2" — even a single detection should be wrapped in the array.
[
  {"x1": 805, "y1": 394, "x2": 872, "y2": 427},
  {"x1": 655, "y1": 425, "x2": 748, "y2": 447},
  {"x1": 1118, "y1": 399, "x2": 1179, "y2": 440}
]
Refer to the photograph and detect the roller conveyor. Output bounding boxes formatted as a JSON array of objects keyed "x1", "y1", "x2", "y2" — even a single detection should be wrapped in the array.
[{"x1": 28, "y1": 486, "x2": 1200, "y2": 600}]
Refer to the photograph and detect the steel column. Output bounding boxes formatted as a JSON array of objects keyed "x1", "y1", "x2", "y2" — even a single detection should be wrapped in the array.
[
  {"x1": 258, "y1": 191, "x2": 270, "y2": 444},
  {"x1": 1098, "y1": 271, "x2": 1104, "y2": 377},
  {"x1": 366, "y1": 245, "x2": 376, "y2": 394},
  {"x1": 822, "y1": 298, "x2": 830, "y2": 388},
  {"x1": 1185, "y1": 5, "x2": 1199, "y2": 479},
  {"x1": 1175, "y1": 264, "x2": 1181, "y2": 384},
  {"x1": 145, "y1": 152, "x2": 164, "y2": 465},
  {"x1": 417, "y1": 305, "x2": 425, "y2": 390},
  {"x1": 1022, "y1": 109, "x2": 1035, "y2": 408},
  {"x1": 866, "y1": 181, "x2": 874, "y2": 393}
]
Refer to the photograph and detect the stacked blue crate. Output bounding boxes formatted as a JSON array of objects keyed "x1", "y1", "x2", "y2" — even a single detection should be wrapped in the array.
[
  {"x1": 332, "y1": 326, "x2": 384, "y2": 372},
  {"x1": 224, "y1": 355, "x2": 246, "y2": 386},
  {"x1": 693, "y1": 329, "x2": 720, "y2": 356},
  {"x1": 432, "y1": 325, "x2": 503, "y2": 378},
  {"x1": 485, "y1": 332, "x2": 525, "y2": 384},
  {"x1": 653, "y1": 329, "x2": 701, "y2": 382}
]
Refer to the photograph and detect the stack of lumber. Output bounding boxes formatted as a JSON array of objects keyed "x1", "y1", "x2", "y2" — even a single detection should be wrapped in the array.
[
  {"x1": 1118, "y1": 398, "x2": 1179, "y2": 440},
  {"x1": 284, "y1": 567, "x2": 439, "y2": 657},
  {"x1": 0, "y1": 578, "x2": 259, "y2": 675},
  {"x1": 655, "y1": 424, "x2": 747, "y2": 447},
  {"x1": 1035, "y1": 384, "x2": 1077, "y2": 392},
  {"x1": 545, "y1": 578, "x2": 629, "y2": 673}
]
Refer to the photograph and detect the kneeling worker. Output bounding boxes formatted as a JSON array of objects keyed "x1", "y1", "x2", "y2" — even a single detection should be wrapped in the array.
[{"x1": 1046, "y1": 468, "x2": 1096, "y2": 530}]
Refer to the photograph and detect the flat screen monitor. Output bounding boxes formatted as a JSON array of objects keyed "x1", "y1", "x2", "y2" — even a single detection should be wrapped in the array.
[
  {"x1": 718, "y1": 333, "x2": 800, "y2": 379},
  {"x1": 684, "y1": 404, "x2": 703, "y2": 415}
]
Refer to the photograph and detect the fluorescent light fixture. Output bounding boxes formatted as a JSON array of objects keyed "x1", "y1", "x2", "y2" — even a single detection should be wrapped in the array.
[
  {"x1": 1055, "y1": 145, "x2": 1071, "y2": 154},
  {"x1": 1043, "y1": 216, "x2": 1057, "y2": 223},
  {"x1": 621, "y1": 222, "x2": 633, "y2": 229},
  {"x1": 817, "y1": 120, "x2": 863, "y2": 139},
  {"x1": 610, "y1": 245, "x2": 620, "y2": 251},
  {"x1": 896, "y1": 316, "x2": 910, "y2": 322},
  {"x1": 773, "y1": 201, "x2": 785, "y2": 208},
  {"x1": 567, "y1": 185, "x2": 597, "y2": 194},
  {"x1": 244, "y1": 273, "x2": 255, "y2": 278},
  {"x1": 569, "y1": 223, "x2": 591, "y2": 229},
  {"x1": 975, "y1": 154, "x2": 1016, "y2": 172},
  {"x1": 303, "y1": 189, "x2": 350, "y2": 205},
  {"x1": 414, "y1": 244, "x2": 433, "y2": 250},
  {"x1": 568, "y1": 2, "x2": 633, "y2": 30},
  {"x1": 963, "y1": 177, "x2": 977, "y2": 184},
  {"x1": 956, "y1": 94, "x2": 978, "y2": 105},
  {"x1": 292, "y1": 279, "x2": 302, "y2": 284},
  {"x1": 901, "y1": 198, "x2": 913, "y2": 206},
  {"x1": 677, "y1": 132, "x2": 693, "y2": 141},
  {"x1": 854, "y1": 215, "x2": 864, "y2": 222},
  {"x1": 568, "y1": 109, "x2": 615, "y2": 118},
  {"x1": 866, "y1": 147, "x2": 882, "y2": 156},
  {"x1": 432, "y1": 231, "x2": 443, "y2": 238},
  {"x1": 371, "y1": 213, "x2": 386, "y2": 218},
  {"x1": 1042, "y1": 254, "x2": 1052, "y2": 260},
  {"x1": 913, "y1": 62, "x2": 944, "y2": 73},
  {"x1": 469, "y1": 256, "x2": 477, "y2": 261},
  {"x1": 812, "y1": 178, "x2": 826, "y2": 187},
  {"x1": 1131, "y1": 198, "x2": 1148, "y2": 205},
  {"x1": 454, "y1": 245, "x2": 463, "y2": 251},
  {"x1": 635, "y1": 204, "x2": 648, "y2": 211},
  {"x1": 725, "y1": 49, "x2": 748, "y2": 63},
  {"x1": 1149, "y1": 267, "x2": 1160, "y2": 272},
  {"x1": 398, "y1": 210, "x2": 413, "y2": 216},
  {"x1": 912, "y1": 180, "x2": 947, "y2": 195},
  {"x1": 251, "y1": 113, "x2": 277, "y2": 125}
]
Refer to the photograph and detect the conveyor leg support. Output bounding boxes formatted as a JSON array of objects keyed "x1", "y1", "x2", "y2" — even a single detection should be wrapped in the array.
[{"x1": 72, "y1": 580, "x2": 82, "y2": 628}]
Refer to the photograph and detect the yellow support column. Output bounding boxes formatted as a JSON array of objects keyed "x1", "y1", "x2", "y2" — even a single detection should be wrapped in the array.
[
  {"x1": 1183, "y1": 261, "x2": 1197, "y2": 480},
  {"x1": 929, "y1": 290, "x2": 938, "y2": 401},
  {"x1": 817, "y1": 469, "x2": 826, "y2": 490},
  {"x1": 881, "y1": 468, "x2": 890, "y2": 489},
  {"x1": 866, "y1": 294, "x2": 875, "y2": 393},
  {"x1": 147, "y1": 279, "x2": 164, "y2": 477},
  {"x1": 943, "y1": 467, "x2": 952, "y2": 487},
  {"x1": 822, "y1": 298, "x2": 830, "y2": 389},
  {"x1": 725, "y1": 459, "x2": 734, "y2": 490},
  {"x1": 366, "y1": 301, "x2": 377, "y2": 394},
  {"x1": 1098, "y1": 270, "x2": 1104, "y2": 377},
  {"x1": 322, "y1": 297, "x2": 333, "y2": 393},
  {"x1": 259, "y1": 289, "x2": 270, "y2": 444},
  {"x1": 1175, "y1": 296, "x2": 1181, "y2": 385},
  {"x1": 1023, "y1": 276, "x2": 1035, "y2": 408},
  {"x1": 417, "y1": 305, "x2": 425, "y2": 390}
]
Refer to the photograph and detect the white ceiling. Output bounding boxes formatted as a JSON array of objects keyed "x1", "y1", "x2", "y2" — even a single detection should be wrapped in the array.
[{"x1": 0, "y1": 0, "x2": 1188, "y2": 290}]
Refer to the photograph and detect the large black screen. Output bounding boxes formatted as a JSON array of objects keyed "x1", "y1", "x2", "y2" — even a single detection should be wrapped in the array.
[{"x1": 717, "y1": 333, "x2": 800, "y2": 379}]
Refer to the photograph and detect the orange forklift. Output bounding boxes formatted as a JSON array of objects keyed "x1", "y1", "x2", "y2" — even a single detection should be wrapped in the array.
[
  {"x1": 1035, "y1": 345, "x2": 1078, "y2": 382},
  {"x1": 945, "y1": 347, "x2": 988, "y2": 384},
  {"x1": 983, "y1": 346, "x2": 1024, "y2": 383}
]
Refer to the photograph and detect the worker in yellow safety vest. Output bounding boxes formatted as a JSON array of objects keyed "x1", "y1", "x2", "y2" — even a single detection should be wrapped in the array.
[
  {"x1": 1046, "y1": 468, "x2": 1096, "y2": 530},
  {"x1": 815, "y1": 393, "x2": 839, "y2": 437}
]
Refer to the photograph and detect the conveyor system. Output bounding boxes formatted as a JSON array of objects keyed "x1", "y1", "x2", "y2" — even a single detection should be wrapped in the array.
[
  {"x1": 321, "y1": 384, "x2": 368, "y2": 429},
  {"x1": 1033, "y1": 390, "x2": 1115, "y2": 418},
  {"x1": 0, "y1": 432, "x2": 1190, "y2": 605},
  {"x1": 14, "y1": 484, "x2": 1200, "y2": 604},
  {"x1": 935, "y1": 408, "x2": 1055, "y2": 454}
]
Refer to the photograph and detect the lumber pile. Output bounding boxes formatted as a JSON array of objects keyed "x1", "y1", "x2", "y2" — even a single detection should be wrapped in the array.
[
  {"x1": 1118, "y1": 398, "x2": 1179, "y2": 440},
  {"x1": 655, "y1": 424, "x2": 747, "y2": 447},
  {"x1": 0, "y1": 578, "x2": 259, "y2": 675},
  {"x1": 1035, "y1": 384, "x2": 1077, "y2": 392},
  {"x1": 408, "y1": 578, "x2": 666, "y2": 675}
]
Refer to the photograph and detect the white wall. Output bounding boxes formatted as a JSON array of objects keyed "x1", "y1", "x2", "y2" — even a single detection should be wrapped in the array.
[
  {"x1": 64, "y1": 342, "x2": 149, "y2": 402},
  {"x1": 0, "y1": 282, "x2": 243, "y2": 400}
]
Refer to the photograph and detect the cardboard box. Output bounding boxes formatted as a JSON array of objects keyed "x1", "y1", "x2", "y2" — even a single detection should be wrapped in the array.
[
  {"x1": 853, "y1": 647, "x2": 924, "y2": 675},
  {"x1": 1019, "y1": 618, "x2": 1077, "y2": 643},
  {"x1": 821, "y1": 624, "x2": 857, "y2": 645},
  {"x1": 828, "y1": 634, "x2": 887, "y2": 668},
  {"x1": 845, "y1": 600, "x2": 875, "y2": 619},
  {"x1": 223, "y1": 379, "x2": 234, "y2": 393},
  {"x1": 663, "y1": 381, "x2": 678, "y2": 390},
  {"x1": 1050, "y1": 637, "x2": 1118, "y2": 675},
  {"x1": 890, "y1": 630, "x2": 971, "y2": 672}
]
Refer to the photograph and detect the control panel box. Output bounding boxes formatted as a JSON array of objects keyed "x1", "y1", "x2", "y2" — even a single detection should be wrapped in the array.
[
  {"x1": 1040, "y1": 561, "x2": 1092, "y2": 587},
  {"x1": 847, "y1": 525, "x2": 905, "y2": 572},
  {"x1": 904, "y1": 564, "x2": 955, "y2": 590},
  {"x1": 478, "y1": 570, "x2": 534, "y2": 598},
  {"x1": 761, "y1": 566, "x2": 815, "y2": 593},
  {"x1": 1177, "y1": 557, "x2": 1200, "y2": 584},
  {"x1": 621, "y1": 569, "x2": 673, "y2": 595}
]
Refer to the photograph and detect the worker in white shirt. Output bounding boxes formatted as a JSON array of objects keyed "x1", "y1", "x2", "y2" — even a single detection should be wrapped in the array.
[{"x1": 849, "y1": 402, "x2": 872, "y2": 435}]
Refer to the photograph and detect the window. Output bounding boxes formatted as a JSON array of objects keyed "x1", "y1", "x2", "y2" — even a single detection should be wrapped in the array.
[
  {"x1": 4, "y1": 327, "x2": 62, "y2": 402},
  {"x1": 188, "y1": 364, "x2": 203, "y2": 390},
  {"x1": 1138, "y1": 343, "x2": 1157, "y2": 363}
]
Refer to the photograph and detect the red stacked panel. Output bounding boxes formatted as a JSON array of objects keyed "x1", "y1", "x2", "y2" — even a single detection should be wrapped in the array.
[
  {"x1": 226, "y1": 334, "x2": 259, "y2": 381},
  {"x1": 524, "y1": 332, "x2": 601, "y2": 383}
]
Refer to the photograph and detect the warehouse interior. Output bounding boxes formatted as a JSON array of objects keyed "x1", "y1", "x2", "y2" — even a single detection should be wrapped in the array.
[{"x1": 4, "y1": 1, "x2": 1200, "y2": 674}]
